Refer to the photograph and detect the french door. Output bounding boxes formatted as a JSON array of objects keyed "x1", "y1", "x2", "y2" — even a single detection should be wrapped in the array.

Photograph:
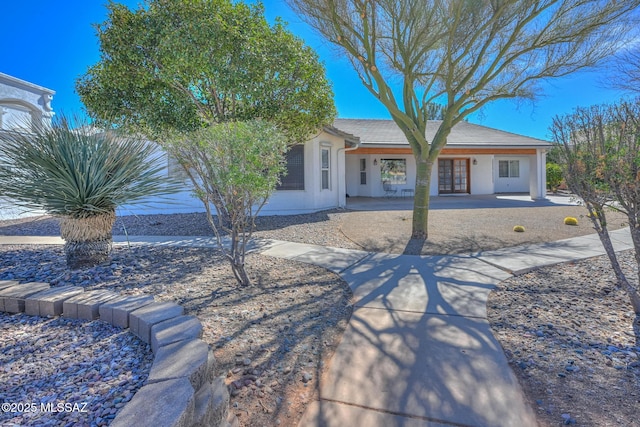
[{"x1": 438, "y1": 158, "x2": 470, "y2": 194}]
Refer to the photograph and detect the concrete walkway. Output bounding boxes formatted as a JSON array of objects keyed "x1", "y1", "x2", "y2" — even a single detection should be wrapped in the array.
[{"x1": 0, "y1": 228, "x2": 633, "y2": 426}]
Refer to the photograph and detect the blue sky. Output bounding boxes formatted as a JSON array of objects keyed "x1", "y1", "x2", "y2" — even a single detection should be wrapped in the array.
[{"x1": 0, "y1": 1, "x2": 629, "y2": 140}]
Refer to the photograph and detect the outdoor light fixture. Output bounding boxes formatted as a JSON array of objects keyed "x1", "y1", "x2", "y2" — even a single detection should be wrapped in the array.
[
  {"x1": 472, "y1": 158, "x2": 478, "y2": 165},
  {"x1": 373, "y1": 159, "x2": 378, "y2": 165}
]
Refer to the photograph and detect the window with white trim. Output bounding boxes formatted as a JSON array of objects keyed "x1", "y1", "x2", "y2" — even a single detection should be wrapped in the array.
[
  {"x1": 360, "y1": 158, "x2": 367, "y2": 185},
  {"x1": 321, "y1": 148, "x2": 330, "y2": 190},
  {"x1": 498, "y1": 160, "x2": 520, "y2": 178}
]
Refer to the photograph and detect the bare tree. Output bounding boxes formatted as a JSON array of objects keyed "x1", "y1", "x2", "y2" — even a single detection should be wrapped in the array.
[
  {"x1": 609, "y1": 47, "x2": 640, "y2": 94},
  {"x1": 287, "y1": 0, "x2": 640, "y2": 243},
  {"x1": 551, "y1": 99, "x2": 640, "y2": 314}
]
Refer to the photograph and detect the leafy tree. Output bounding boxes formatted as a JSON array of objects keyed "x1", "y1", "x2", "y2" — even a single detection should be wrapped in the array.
[
  {"x1": 77, "y1": 0, "x2": 336, "y2": 284},
  {"x1": 286, "y1": 0, "x2": 640, "y2": 242},
  {"x1": 166, "y1": 120, "x2": 288, "y2": 286},
  {"x1": 77, "y1": 0, "x2": 335, "y2": 143},
  {"x1": 0, "y1": 116, "x2": 178, "y2": 269},
  {"x1": 546, "y1": 163, "x2": 563, "y2": 192},
  {"x1": 551, "y1": 99, "x2": 640, "y2": 314}
]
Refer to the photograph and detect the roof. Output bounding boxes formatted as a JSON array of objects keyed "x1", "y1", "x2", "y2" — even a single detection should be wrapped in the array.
[
  {"x1": 323, "y1": 124, "x2": 360, "y2": 147},
  {"x1": 333, "y1": 118, "x2": 551, "y2": 148}
]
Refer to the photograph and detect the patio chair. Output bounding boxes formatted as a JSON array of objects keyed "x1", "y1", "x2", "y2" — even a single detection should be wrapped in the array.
[{"x1": 383, "y1": 181, "x2": 397, "y2": 197}]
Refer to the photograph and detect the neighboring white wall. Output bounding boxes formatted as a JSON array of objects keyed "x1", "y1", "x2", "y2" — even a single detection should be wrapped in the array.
[
  {"x1": 0, "y1": 73, "x2": 55, "y2": 131},
  {"x1": 0, "y1": 73, "x2": 55, "y2": 220}
]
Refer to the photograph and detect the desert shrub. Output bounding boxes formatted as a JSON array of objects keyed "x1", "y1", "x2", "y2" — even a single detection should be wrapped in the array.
[{"x1": 513, "y1": 225, "x2": 525, "y2": 232}]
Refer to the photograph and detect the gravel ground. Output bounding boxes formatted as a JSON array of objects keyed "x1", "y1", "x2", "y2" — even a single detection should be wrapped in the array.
[
  {"x1": 0, "y1": 204, "x2": 626, "y2": 255},
  {"x1": 0, "y1": 244, "x2": 351, "y2": 427},
  {"x1": 0, "y1": 313, "x2": 153, "y2": 426},
  {"x1": 1, "y1": 207, "x2": 639, "y2": 426},
  {"x1": 488, "y1": 251, "x2": 640, "y2": 426},
  {"x1": 0, "y1": 210, "x2": 360, "y2": 250}
]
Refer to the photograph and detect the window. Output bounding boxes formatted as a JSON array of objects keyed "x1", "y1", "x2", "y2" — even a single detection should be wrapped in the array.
[
  {"x1": 321, "y1": 148, "x2": 330, "y2": 190},
  {"x1": 498, "y1": 160, "x2": 520, "y2": 178},
  {"x1": 360, "y1": 158, "x2": 367, "y2": 185},
  {"x1": 277, "y1": 145, "x2": 305, "y2": 190},
  {"x1": 381, "y1": 159, "x2": 407, "y2": 184}
]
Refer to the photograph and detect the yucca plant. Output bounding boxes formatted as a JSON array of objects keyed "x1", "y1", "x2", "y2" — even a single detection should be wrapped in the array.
[{"x1": 0, "y1": 116, "x2": 179, "y2": 269}]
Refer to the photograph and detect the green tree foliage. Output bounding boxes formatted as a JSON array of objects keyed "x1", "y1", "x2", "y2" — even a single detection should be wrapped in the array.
[
  {"x1": 546, "y1": 163, "x2": 563, "y2": 192},
  {"x1": 77, "y1": 0, "x2": 336, "y2": 143},
  {"x1": 0, "y1": 116, "x2": 178, "y2": 269},
  {"x1": 551, "y1": 99, "x2": 640, "y2": 314},
  {"x1": 166, "y1": 120, "x2": 288, "y2": 286},
  {"x1": 77, "y1": 0, "x2": 336, "y2": 284},
  {"x1": 286, "y1": 0, "x2": 640, "y2": 243}
]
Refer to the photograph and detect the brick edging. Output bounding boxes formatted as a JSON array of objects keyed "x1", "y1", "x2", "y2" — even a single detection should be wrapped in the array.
[{"x1": 0, "y1": 280, "x2": 237, "y2": 427}]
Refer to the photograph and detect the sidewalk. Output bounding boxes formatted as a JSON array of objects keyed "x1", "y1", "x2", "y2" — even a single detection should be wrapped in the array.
[
  {"x1": 259, "y1": 228, "x2": 632, "y2": 427},
  {"x1": 0, "y1": 228, "x2": 633, "y2": 426}
]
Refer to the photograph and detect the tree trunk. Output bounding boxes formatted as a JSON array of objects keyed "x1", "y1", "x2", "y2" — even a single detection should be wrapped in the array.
[
  {"x1": 412, "y1": 156, "x2": 434, "y2": 240},
  {"x1": 228, "y1": 227, "x2": 251, "y2": 286},
  {"x1": 60, "y1": 211, "x2": 115, "y2": 270},
  {"x1": 625, "y1": 214, "x2": 640, "y2": 314},
  {"x1": 591, "y1": 215, "x2": 640, "y2": 314}
]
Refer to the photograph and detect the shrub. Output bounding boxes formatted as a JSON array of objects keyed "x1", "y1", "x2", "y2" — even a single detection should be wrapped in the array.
[
  {"x1": 546, "y1": 162, "x2": 563, "y2": 192},
  {"x1": 564, "y1": 217, "x2": 578, "y2": 226},
  {"x1": 513, "y1": 225, "x2": 525, "y2": 232},
  {"x1": 0, "y1": 115, "x2": 179, "y2": 268}
]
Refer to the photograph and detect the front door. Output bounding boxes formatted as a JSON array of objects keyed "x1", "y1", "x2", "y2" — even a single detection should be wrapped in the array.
[{"x1": 438, "y1": 159, "x2": 469, "y2": 194}]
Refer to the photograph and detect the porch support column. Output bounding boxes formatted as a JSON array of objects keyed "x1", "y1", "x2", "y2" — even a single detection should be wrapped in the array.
[{"x1": 529, "y1": 149, "x2": 547, "y2": 200}]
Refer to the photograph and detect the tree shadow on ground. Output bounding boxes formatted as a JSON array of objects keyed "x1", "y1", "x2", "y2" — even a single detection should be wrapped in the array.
[
  {"x1": 0, "y1": 243, "x2": 352, "y2": 426},
  {"x1": 359, "y1": 233, "x2": 542, "y2": 256},
  {"x1": 308, "y1": 251, "x2": 536, "y2": 426}
]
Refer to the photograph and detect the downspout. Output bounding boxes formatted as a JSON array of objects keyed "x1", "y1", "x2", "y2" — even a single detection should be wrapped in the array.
[{"x1": 337, "y1": 142, "x2": 360, "y2": 208}]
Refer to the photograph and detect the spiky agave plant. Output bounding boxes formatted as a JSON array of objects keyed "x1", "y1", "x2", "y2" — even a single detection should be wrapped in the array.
[{"x1": 0, "y1": 116, "x2": 178, "y2": 269}]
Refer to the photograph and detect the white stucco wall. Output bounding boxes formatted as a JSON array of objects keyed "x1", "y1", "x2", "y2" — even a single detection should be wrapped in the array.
[
  {"x1": 470, "y1": 156, "x2": 495, "y2": 194},
  {"x1": 117, "y1": 131, "x2": 350, "y2": 216},
  {"x1": 264, "y1": 133, "x2": 346, "y2": 214},
  {"x1": 493, "y1": 156, "x2": 531, "y2": 193},
  {"x1": 347, "y1": 154, "x2": 417, "y2": 197},
  {"x1": 348, "y1": 152, "x2": 539, "y2": 197}
]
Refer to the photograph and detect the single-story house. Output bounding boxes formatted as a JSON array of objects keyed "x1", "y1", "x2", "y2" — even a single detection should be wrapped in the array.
[
  {"x1": 336, "y1": 118, "x2": 550, "y2": 200},
  {"x1": 126, "y1": 118, "x2": 550, "y2": 216},
  {"x1": 0, "y1": 72, "x2": 551, "y2": 218}
]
